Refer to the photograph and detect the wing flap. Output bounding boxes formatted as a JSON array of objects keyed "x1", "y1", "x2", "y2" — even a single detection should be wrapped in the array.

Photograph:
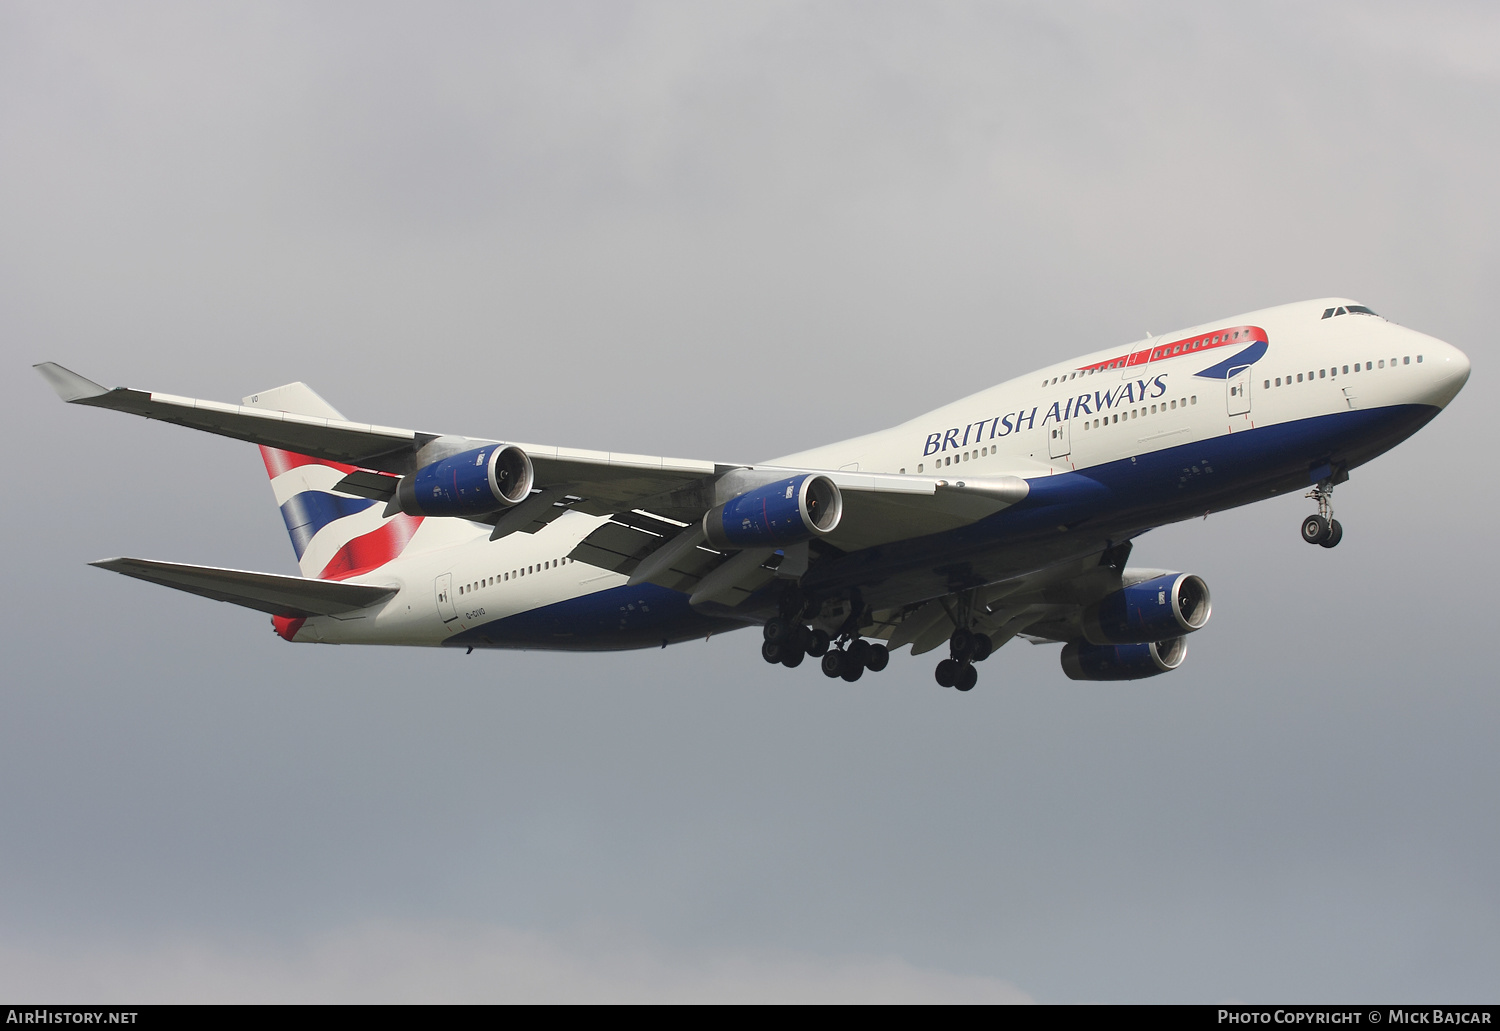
[{"x1": 91, "y1": 557, "x2": 397, "y2": 617}]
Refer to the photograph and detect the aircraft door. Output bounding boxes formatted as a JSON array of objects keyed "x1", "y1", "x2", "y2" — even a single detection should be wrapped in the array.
[
  {"x1": 1227, "y1": 366, "x2": 1252, "y2": 416},
  {"x1": 1048, "y1": 417, "x2": 1071, "y2": 459},
  {"x1": 435, "y1": 573, "x2": 458, "y2": 627}
]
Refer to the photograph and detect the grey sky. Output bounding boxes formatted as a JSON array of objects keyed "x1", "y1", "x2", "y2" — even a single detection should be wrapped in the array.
[{"x1": 2, "y1": 1, "x2": 1496, "y2": 1002}]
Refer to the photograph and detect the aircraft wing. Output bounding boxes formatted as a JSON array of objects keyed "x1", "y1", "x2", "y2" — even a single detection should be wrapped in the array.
[
  {"x1": 37, "y1": 364, "x2": 1032, "y2": 593},
  {"x1": 33, "y1": 362, "x2": 718, "y2": 492},
  {"x1": 91, "y1": 557, "x2": 398, "y2": 617},
  {"x1": 35, "y1": 363, "x2": 426, "y2": 471}
]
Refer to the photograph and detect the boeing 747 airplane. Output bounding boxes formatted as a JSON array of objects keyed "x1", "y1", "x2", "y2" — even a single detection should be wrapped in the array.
[{"x1": 35, "y1": 298, "x2": 1469, "y2": 690}]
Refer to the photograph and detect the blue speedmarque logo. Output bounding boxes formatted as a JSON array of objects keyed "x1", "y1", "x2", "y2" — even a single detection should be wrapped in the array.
[{"x1": 1193, "y1": 341, "x2": 1268, "y2": 379}]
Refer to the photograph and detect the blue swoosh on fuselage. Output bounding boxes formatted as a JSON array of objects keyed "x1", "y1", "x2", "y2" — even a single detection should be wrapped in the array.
[{"x1": 1193, "y1": 340, "x2": 1268, "y2": 379}]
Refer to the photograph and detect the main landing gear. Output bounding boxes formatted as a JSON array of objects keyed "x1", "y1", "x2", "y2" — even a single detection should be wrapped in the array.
[
  {"x1": 934, "y1": 628, "x2": 992, "y2": 692},
  {"x1": 759, "y1": 617, "x2": 890, "y2": 682},
  {"x1": 1301, "y1": 480, "x2": 1344, "y2": 548}
]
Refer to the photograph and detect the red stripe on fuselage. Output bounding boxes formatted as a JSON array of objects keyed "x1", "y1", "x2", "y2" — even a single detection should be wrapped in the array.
[{"x1": 1076, "y1": 325, "x2": 1269, "y2": 374}]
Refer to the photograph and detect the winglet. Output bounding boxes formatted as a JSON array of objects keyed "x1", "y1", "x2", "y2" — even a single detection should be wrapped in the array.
[{"x1": 33, "y1": 363, "x2": 110, "y2": 403}]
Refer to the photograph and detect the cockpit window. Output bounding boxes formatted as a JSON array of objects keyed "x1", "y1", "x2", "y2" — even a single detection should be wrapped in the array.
[{"x1": 1322, "y1": 304, "x2": 1380, "y2": 319}]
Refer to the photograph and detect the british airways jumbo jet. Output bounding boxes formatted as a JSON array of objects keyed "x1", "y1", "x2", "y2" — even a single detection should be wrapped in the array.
[{"x1": 35, "y1": 298, "x2": 1469, "y2": 691}]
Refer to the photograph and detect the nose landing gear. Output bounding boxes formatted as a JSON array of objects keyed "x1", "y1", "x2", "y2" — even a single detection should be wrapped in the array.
[{"x1": 1301, "y1": 480, "x2": 1344, "y2": 548}]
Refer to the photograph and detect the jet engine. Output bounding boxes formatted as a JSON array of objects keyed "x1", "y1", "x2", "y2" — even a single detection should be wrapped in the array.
[
  {"x1": 1061, "y1": 637, "x2": 1186, "y2": 681},
  {"x1": 703, "y1": 474, "x2": 843, "y2": 549},
  {"x1": 395, "y1": 444, "x2": 533, "y2": 518},
  {"x1": 1081, "y1": 572, "x2": 1211, "y2": 646}
]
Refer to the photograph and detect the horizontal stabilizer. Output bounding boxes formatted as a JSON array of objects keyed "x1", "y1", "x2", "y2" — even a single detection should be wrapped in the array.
[{"x1": 91, "y1": 557, "x2": 397, "y2": 618}]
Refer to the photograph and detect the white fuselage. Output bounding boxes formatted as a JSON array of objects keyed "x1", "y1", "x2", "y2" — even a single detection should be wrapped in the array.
[{"x1": 292, "y1": 298, "x2": 1469, "y2": 648}]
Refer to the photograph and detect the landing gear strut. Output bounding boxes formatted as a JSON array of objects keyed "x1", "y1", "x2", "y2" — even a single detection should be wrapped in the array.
[{"x1": 1301, "y1": 480, "x2": 1344, "y2": 548}]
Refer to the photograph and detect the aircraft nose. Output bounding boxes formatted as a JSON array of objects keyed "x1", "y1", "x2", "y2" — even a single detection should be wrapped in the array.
[
  {"x1": 1428, "y1": 339, "x2": 1464, "y2": 402},
  {"x1": 1423, "y1": 336, "x2": 1470, "y2": 408}
]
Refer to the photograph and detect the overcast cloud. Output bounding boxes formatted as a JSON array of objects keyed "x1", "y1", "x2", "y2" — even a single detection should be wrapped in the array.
[{"x1": 2, "y1": 1, "x2": 1496, "y2": 1003}]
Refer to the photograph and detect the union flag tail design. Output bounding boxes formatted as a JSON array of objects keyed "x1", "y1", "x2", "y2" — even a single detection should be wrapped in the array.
[{"x1": 244, "y1": 383, "x2": 423, "y2": 580}]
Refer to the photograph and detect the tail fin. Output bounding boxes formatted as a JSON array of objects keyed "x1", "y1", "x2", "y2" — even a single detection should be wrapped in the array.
[{"x1": 245, "y1": 383, "x2": 422, "y2": 580}]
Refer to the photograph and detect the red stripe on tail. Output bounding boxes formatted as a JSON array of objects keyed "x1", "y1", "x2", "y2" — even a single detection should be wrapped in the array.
[
  {"x1": 317, "y1": 514, "x2": 424, "y2": 581},
  {"x1": 259, "y1": 446, "x2": 359, "y2": 479}
]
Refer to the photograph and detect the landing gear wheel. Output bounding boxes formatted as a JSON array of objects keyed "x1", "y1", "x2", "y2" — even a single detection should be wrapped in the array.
[
  {"x1": 1301, "y1": 514, "x2": 1330, "y2": 545},
  {"x1": 840, "y1": 657, "x2": 865, "y2": 682},
  {"x1": 955, "y1": 664, "x2": 978, "y2": 692},
  {"x1": 761, "y1": 640, "x2": 785, "y2": 664},
  {"x1": 865, "y1": 643, "x2": 890, "y2": 672},
  {"x1": 969, "y1": 633, "x2": 993, "y2": 662},
  {"x1": 781, "y1": 647, "x2": 805, "y2": 668},
  {"x1": 949, "y1": 629, "x2": 975, "y2": 662},
  {"x1": 763, "y1": 618, "x2": 795, "y2": 645},
  {"x1": 848, "y1": 639, "x2": 871, "y2": 667},
  {"x1": 805, "y1": 629, "x2": 830, "y2": 657},
  {"x1": 1320, "y1": 518, "x2": 1343, "y2": 549},
  {"x1": 935, "y1": 659, "x2": 960, "y2": 688},
  {"x1": 821, "y1": 650, "x2": 846, "y2": 679}
]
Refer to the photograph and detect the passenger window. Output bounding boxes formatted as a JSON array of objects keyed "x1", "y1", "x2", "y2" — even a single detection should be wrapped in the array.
[
  {"x1": 1263, "y1": 380, "x2": 1269, "y2": 390},
  {"x1": 1404, "y1": 356, "x2": 1410, "y2": 365},
  {"x1": 1379, "y1": 360, "x2": 1384, "y2": 368},
  {"x1": 1417, "y1": 355, "x2": 1423, "y2": 363},
  {"x1": 1297, "y1": 374, "x2": 1303, "y2": 382},
  {"x1": 1191, "y1": 396, "x2": 1197, "y2": 404},
  {"x1": 1366, "y1": 362, "x2": 1372, "y2": 370},
  {"x1": 917, "y1": 464, "x2": 923, "y2": 473},
  {"x1": 1319, "y1": 369, "x2": 1325, "y2": 379},
  {"x1": 1275, "y1": 378, "x2": 1280, "y2": 386},
  {"x1": 1342, "y1": 365, "x2": 1348, "y2": 374}
]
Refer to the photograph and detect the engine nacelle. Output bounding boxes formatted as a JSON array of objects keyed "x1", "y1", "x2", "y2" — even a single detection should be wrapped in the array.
[
  {"x1": 1061, "y1": 637, "x2": 1187, "y2": 681},
  {"x1": 396, "y1": 444, "x2": 533, "y2": 518},
  {"x1": 703, "y1": 474, "x2": 843, "y2": 549},
  {"x1": 1081, "y1": 572, "x2": 1211, "y2": 645}
]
